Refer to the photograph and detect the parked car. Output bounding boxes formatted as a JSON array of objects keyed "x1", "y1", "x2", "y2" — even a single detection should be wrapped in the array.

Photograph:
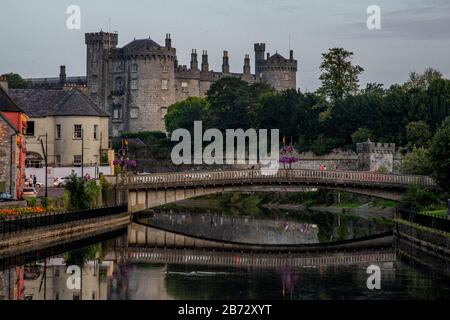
[
  {"x1": 53, "y1": 177, "x2": 68, "y2": 187},
  {"x1": 0, "y1": 192, "x2": 14, "y2": 202},
  {"x1": 21, "y1": 188, "x2": 38, "y2": 200}
]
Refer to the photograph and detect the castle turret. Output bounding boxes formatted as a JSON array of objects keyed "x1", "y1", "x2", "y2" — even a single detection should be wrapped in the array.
[
  {"x1": 257, "y1": 48, "x2": 298, "y2": 91},
  {"x1": 243, "y1": 54, "x2": 251, "y2": 75},
  {"x1": 165, "y1": 33, "x2": 172, "y2": 49},
  {"x1": 59, "y1": 65, "x2": 66, "y2": 84},
  {"x1": 190, "y1": 49, "x2": 198, "y2": 70},
  {"x1": 222, "y1": 51, "x2": 230, "y2": 74},
  {"x1": 254, "y1": 43, "x2": 266, "y2": 77},
  {"x1": 201, "y1": 50, "x2": 209, "y2": 72}
]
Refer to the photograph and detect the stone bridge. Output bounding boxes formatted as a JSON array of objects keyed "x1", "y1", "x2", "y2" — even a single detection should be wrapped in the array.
[{"x1": 105, "y1": 169, "x2": 436, "y2": 213}]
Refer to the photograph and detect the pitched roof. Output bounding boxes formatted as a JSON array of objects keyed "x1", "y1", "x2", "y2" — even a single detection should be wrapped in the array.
[
  {"x1": 267, "y1": 52, "x2": 288, "y2": 62},
  {"x1": 0, "y1": 86, "x2": 26, "y2": 113},
  {"x1": 8, "y1": 89, "x2": 109, "y2": 118},
  {"x1": 0, "y1": 111, "x2": 18, "y2": 133},
  {"x1": 123, "y1": 38, "x2": 161, "y2": 50}
]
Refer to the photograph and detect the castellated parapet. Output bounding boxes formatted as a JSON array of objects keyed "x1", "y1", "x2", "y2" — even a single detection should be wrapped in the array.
[
  {"x1": 85, "y1": 31, "x2": 298, "y2": 136},
  {"x1": 357, "y1": 141, "x2": 396, "y2": 172}
]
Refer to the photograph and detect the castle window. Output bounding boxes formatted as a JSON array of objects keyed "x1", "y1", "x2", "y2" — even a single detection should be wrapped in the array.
[
  {"x1": 131, "y1": 79, "x2": 138, "y2": 90},
  {"x1": 113, "y1": 105, "x2": 121, "y2": 119},
  {"x1": 162, "y1": 65, "x2": 168, "y2": 73},
  {"x1": 284, "y1": 73, "x2": 290, "y2": 81},
  {"x1": 91, "y1": 83, "x2": 98, "y2": 94},
  {"x1": 181, "y1": 81, "x2": 188, "y2": 92},
  {"x1": 131, "y1": 63, "x2": 138, "y2": 73},
  {"x1": 130, "y1": 108, "x2": 139, "y2": 119},
  {"x1": 161, "y1": 80, "x2": 168, "y2": 90}
]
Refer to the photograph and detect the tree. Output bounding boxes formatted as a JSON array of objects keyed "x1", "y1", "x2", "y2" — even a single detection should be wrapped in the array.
[
  {"x1": 206, "y1": 77, "x2": 254, "y2": 130},
  {"x1": 64, "y1": 175, "x2": 99, "y2": 210},
  {"x1": 1, "y1": 73, "x2": 28, "y2": 89},
  {"x1": 351, "y1": 128, "x2": 373, "y2": 145},
  {"x1": 428, "y1": 116, "x2": 450, "y2": 192},
  {"x1": 404, "y1": 67, "x2": 442, "y2": 90},
  {"x1": 318, "y1": 48, "x2": 364, "y2": 102},
  {"x1": 400, "y1": 147, "x2": 432, "y2": 176},
  {"x1": 165, "y1": 97, "x2": 209, "y2": 134},
  {"x1": 406, "y1": 121, "x2": 431, "y2": 148}
]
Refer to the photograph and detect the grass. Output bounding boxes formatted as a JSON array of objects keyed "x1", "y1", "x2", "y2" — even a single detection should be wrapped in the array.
[{"x1": 422, "y1": 209, "x2": 448, "y2": 217}]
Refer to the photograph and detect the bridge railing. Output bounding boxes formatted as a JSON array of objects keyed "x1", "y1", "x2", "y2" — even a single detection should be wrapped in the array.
[{"x1": 119, "y1": 169, "x2": 436, "y2": 189}]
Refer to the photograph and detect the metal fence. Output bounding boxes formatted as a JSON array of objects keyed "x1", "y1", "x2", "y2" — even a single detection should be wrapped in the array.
[
  {"x1": 396, "y1": 208, "x2": 450, "y2": 233},
  {"x1": 0, "y1": 204, "x2": 128, "y2": 238}
]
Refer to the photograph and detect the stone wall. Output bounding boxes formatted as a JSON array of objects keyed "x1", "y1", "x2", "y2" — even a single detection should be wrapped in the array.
[{"x1": 0, "y1": 117, "x2": 17, "y2": 194}]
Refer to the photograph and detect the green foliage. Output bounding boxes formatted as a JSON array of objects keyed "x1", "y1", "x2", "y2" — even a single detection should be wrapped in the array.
[
  {"x1": 1, "y1": 73, "x2": 28, "y2": 89},
  {"x1": 26, "y1": 197, "x2": 37, "y2": 207},
  {"x1": 311, "y1": 134, "x2": 334, "y2": 155},
  {"x1": 318, "y1": 48, "x2": 364, "y2": 102},
  {"x1": 428, "y1": 116, "x2": 450, "y2": 192},
  {"x1": 64, "y1": 175, "x2": 100, "y2": 210},
  {"x1": 402, "y1": 184, "x2": 440, "y2": 211},
  {"x1": 351, "y1": 127, "x2": 373, "y2": 145},
  {"x1": 120, "y1": 131, "x2": 172, "y2": 161},
  {"x1": 403, "y1": 68, "x2": 443, "y2": 91},
  {"x1": 406, "y1": 121, "x2": 431, "y2": 148},
  {"x1": 400, "y1": 147, "x2": 432, "y2": 175},
  {"x1": 165, "y1": 97, "x2": 209, "y2": 134}
]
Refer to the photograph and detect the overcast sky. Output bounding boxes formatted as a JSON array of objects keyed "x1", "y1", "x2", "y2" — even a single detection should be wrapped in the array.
[{"x1": 1, "y1": 0, "x2": 449, "y2": 91}]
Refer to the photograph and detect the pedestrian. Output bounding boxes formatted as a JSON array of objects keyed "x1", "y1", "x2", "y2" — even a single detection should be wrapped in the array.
[{"x1": 33, "y1": 175, "x2": 37, "y2": 187}]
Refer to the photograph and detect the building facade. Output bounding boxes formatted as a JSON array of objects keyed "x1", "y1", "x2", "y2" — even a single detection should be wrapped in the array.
[
  {"x1": 84, "y1": 31, "x2": 298, "y2": 136},
  {"x1": 9, "y1": 89, "x2": 110, "y2": 170},
  {"x1": 0, "y1": 76, "x2": 27, "y2": 198}
]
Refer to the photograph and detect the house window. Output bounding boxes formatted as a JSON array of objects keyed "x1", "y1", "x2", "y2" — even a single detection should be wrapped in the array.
[
  {"x1": 55, "y1": 155, "x2": 61, "y2": 166},
  {"x1": 113, "y1": 105, "x2": 121, "y2": 119},
  {"x1": 131, "y1": 63, "x2": 138, "y2": 73},
  {"x1": 93, "y1": 125, "x2": 98, "y2": 140},
  {"x1": 73, "y1": 124, "x2": 82, "y2": 139},
  {"x1": 131, "y1": 79, "x2": 138, "y2": 90},
  {"x1": 130, "y1": 108, "x2": 139, "y2": 119},
  {"x1": 26, "y1": 121, "x2": 35, "y2": 136},
  {"x1": 56, "y1": 124, "x2": 61, "y2": 139},
  {"x1": 73, "y1": 155, "x2": 82, "y2": 167},
  {"x1": 162, "y1": 80, "x2": 168, "y2": 90}
]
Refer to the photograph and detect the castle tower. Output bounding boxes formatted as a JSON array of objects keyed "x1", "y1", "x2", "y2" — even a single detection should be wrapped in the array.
[
  {"x1": 85, "y1": 31, "x2": 118, "y2": 110},
  {"x1": 254, "y1": 43, "x2": 266, "y2": 77},
  {"x1": 190, "y1": 49, "x2": 198, "y2": 70},
  {"x1": 357, "y1": 141, "x2": 395, "y2": 172},
  {"x1": 201, "y1": 50, "x2": 209, "y2": 72},
  {"x1": 222, "y1": 51, "x2": 230, "y2": 74},
  {"x1": 258, "y1": 49, "x2": 297, "y2": 91}
]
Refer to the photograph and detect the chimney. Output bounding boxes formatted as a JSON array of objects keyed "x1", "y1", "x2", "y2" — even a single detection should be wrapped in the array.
[
  {"x1": 0, "y1": 75, "x2": 8, "y2": 92},
  {"x1": 222, "y1": 50, "x2": 230, "y2": 74},
  {"x1": 190, "y1": 49, "x2": 198, "y2": 70},
  {"x1": 201, "y1": 50, "x2": 209, "y2": 72},
  {"x1": 267, "y1": 52, "x2": 270, "y2": 60},
  {"x1": 59, "y1": 65, "x2": 67, "y2": 84},
  {"x1": 290, "y1": 50, "x2": 294, "y2": 60},
  {"x1": 243, "y1": 54, "x2": 251, "y2": 75},
  {"x1": 165, "y1": 33, "x2": 172, "y2": 49}
]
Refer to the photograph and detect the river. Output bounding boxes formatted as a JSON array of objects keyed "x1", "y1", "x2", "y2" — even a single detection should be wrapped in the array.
[{"x1": 0, "y1": 206, "x2": 449, "y2": 300}]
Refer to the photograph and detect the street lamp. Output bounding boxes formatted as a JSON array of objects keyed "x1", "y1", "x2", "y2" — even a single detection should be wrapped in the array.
[
  {"x1": 37, "y1": 133, "x2": 48, "y2": 207},
  {"x1": 81, "y1": 127, "x2": 84, "y2": 178}
]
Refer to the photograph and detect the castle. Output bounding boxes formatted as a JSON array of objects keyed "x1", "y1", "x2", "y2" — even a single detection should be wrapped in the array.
[{"x1": 85, "y1": 31, "x2": 298, "y2": 136}]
